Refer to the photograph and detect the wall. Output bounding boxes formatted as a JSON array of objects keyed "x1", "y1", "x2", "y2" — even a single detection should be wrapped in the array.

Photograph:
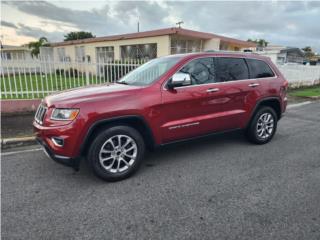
[
  {"x1": 257, "y1": 51, "x2": 279, "y2": 64},
  {"x1": 53, "y1": 35, "x2": 171, "y2": 62},
  {"x1": 1, "y1": 99, "x2": 41, "y2": 113},
  {"x1": 277, "y1": 64, "x2": 320, "y2": 87},
  {"x1": 203, "y1": 39, "x2": 220, "y2": 51}
]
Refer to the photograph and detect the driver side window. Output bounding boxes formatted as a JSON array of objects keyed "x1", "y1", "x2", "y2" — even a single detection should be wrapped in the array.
[{"x1": 179, "y1": 58, "x2": 215, "y2": 85}]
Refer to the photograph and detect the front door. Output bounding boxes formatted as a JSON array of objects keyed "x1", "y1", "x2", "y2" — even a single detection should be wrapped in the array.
[{"x1": 160, "y1": 57, "x2": 224, "y2": 143}]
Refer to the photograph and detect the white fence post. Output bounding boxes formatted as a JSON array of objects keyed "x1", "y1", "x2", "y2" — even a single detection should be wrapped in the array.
[
  {"x1": 1, "y1": 57, "x2": 144, "y2": 99},
  {"x1": 4, "y1": 59, "x2": 318, "y2": 99}
]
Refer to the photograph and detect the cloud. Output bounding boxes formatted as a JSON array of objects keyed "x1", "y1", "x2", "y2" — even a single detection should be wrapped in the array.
[
  {"x1": 1, "y1": 20, "x2": 18, "y2": 29},
  {"x1": 16, "y1": 23, "x2": 64, "y2": 42},
  {"x1": 112, "y1": 1, "x2": 169, "y2": 29},
  {"x1": 2, "y1": 1, "x2": 320, "y2": 51}
]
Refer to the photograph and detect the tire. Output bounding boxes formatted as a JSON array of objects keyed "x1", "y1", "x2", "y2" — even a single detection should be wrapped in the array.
[
  {"x1": 246, "y1": 106, "x2": 278, "y2": 144},
  {"x1": 87, "y1": 125, "x2": 145, "y2": 182}
]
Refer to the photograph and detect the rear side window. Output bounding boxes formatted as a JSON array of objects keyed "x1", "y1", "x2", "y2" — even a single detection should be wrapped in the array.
[
  {"x1": 246, "y1": 59, "x2": 275, "y2": 78},
  {"x1": 216, "y1": 57, "x2": 249, "y2": 82}
]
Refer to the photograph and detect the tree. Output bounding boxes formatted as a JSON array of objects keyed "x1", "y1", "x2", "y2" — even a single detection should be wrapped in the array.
[
  {"x1": 64, "y1": 31, "x2": 95, "y2": 41},
  {"x1": 302, "y1": 46, "x2": 315, "y2": 59},
  {"x1": 247, "y1": 38, "x2": 269, "y2": 48},
  {"x1": 28, "y1": 37, "x2": 48, "y2": 56}
]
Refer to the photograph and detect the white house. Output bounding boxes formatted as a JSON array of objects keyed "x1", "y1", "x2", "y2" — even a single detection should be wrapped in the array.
[{"x1": 256, "y1": 45, "x2": 305, "y2": 64}]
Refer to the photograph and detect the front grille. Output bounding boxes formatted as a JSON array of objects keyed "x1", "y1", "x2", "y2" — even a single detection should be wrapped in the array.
[{"x1": 35, "y1": 104, "x2": 47, "y2": 124}]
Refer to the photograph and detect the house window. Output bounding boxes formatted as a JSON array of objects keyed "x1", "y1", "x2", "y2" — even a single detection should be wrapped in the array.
[
  {"x1": 96, "y1": 46, "x2": 114, "y2": 62},
  {"x1": 219, "y1": 42, "x2": 229, "y2": 50},
  {"x1": 40, "y1": 47, "x2": 54, "y2": 60},
  {"x1": 120, "y1": 43, "x2": 157, "y2": 60},
  {"x1": 1, "y1": 52, "x2": 11, "y2": 60},
  {"x1": 57, "y1": 48, "x2": 66, "y2": 62},
  {"x1": 75, "y1": 46, "x2": 85, "y2": 62},
  {"x1": 171, "y1": 38, "x2": 202, "y2": 54},
  {"x1": 7, "y1": 52, "x2": 12, "y2": 60}
]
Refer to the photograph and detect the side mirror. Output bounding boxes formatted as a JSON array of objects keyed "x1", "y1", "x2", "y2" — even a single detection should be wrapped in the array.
[{"x1": 168, "y1": 73, "x2": 191, "y2": 89}]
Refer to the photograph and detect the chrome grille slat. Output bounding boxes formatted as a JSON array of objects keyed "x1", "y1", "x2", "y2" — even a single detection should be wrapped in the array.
[{"x1": 35, "y1": 104, "x2": 47, "y2": 124}]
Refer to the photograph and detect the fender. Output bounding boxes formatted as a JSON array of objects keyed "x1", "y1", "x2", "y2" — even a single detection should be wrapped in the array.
[
  {"x1": 246, "y1": 96, "x2": 281, "y2": 129},
  {"x1": 79, "y1": 115, "x2": 156, "y2": 155}
]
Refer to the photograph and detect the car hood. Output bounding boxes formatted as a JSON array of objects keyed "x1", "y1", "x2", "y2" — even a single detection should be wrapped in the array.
[{"x1": 45, "y1": 83, "x2": 142, "y2": 107}]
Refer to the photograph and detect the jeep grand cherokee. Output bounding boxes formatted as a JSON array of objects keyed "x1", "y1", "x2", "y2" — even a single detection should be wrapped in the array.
[{"x1": 34, "y1": 52, "x2": 288, "y2": 181}]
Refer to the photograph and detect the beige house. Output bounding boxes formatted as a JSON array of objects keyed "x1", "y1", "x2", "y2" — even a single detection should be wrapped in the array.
[{"x1": 49, "y1": 27, "x2": 256, "y2": 63}]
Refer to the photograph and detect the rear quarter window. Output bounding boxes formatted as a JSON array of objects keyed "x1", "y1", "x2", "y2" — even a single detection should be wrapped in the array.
[{"x1": 246, "y1": 58, "x2": 275, "y2": 79}]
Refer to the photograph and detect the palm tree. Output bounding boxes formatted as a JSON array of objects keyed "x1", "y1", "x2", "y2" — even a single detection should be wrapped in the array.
[{"x1": 28, "y1": 37, "x2": 48, "y2": 57}]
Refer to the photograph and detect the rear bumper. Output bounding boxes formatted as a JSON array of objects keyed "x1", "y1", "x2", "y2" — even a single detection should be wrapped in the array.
[{"x1": 36, "y1": 137, "x2": 80, "y2": 170}]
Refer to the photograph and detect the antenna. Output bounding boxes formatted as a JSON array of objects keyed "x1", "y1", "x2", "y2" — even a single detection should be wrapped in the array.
[{"x1": 176, "y1": 21, "x2": 184, "y2": 28}]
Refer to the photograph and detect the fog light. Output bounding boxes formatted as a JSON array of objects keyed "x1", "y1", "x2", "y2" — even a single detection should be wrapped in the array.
[{"x1": 51, "y1": 137, "x2": 64, "y2": 147}]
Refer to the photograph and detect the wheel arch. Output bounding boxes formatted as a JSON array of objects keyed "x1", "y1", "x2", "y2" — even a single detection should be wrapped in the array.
[
  {"x1": 247, "y1": 97, "x2": 282, "y2": 128},
  {"x1": 80, "y1": 115, "x2": 156, "y2": 156}
]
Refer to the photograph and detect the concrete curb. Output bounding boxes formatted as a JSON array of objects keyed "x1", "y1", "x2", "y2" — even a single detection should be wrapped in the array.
[
  {"x1": 309, "y1": 96, "x2": 320, "y2": 99},
  {"x1": 1, "y1": 136, "x2": 37, "y2": 150}
]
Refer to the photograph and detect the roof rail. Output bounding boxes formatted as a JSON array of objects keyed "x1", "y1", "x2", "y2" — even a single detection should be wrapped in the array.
[{"x1": 204, "y1": 50, "x2": 259, "y2": 55}]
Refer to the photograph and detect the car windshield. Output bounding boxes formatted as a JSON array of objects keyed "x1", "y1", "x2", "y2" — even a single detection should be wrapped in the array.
[{"x1": 117, "y1": 56, "x2": 182, "y2": 86}]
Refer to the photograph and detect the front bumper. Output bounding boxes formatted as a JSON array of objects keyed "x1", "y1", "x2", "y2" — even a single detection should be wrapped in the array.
[
  {"x1": 36, "y1": 138, "x2": 80, "y2": 170},
  {"x1": 33, "y1": 119, "x2": 81, "y2": 156},
  {"x1": 33, "y1": 119, "x2": 82, "y2": 171}
]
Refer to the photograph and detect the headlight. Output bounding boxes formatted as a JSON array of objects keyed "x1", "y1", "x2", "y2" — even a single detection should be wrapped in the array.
[{"x1": 51, "y1": 108, "x2": 79, "y2": 121}]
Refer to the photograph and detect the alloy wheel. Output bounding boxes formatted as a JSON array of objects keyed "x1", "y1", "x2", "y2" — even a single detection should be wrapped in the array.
[
  {"x1": 256, "y1": 112, "x2": 274, "y2": 139},
  {"x1": 99, "y1": 135, "x2": 138, "y2": 173}
]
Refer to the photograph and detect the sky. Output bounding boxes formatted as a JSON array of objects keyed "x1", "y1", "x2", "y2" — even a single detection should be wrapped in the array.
[{"x1": 1, "y1": 0, "x2": 320, "y2": 52}]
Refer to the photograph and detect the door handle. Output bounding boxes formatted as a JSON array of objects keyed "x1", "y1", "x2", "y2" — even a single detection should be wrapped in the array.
[
  {"x1": 206, "y1": 88, "x2": 219, "y2": 93},
  {"x1": 248, "y1": 83, "x2": 260, "y2": 87}
]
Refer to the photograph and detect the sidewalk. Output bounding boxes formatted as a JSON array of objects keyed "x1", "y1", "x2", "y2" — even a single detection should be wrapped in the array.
[
  {"x1": 1, "y1": 113, "x2": 36, "y2": 149},
  {"x1": 1, "y1": 113, "x2": 34, "y2": 139}
]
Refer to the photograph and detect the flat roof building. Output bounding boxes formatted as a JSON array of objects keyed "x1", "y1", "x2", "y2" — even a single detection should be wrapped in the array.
[{"x1": 48, "y1": 27, "x2": 256, "y2": 63}]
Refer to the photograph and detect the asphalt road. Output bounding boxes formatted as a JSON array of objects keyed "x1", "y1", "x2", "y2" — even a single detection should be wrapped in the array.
[{"x1": 2, "y1": 101, "x2": 320, "y2": 240}]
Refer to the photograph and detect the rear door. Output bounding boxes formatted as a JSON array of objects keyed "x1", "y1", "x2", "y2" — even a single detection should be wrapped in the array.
[
  {"x1": 245, "y1": 58, "x2": 277, "y2": 99},
  {"x1": 212, "y1": 57, "x2": 263, "y2": 129}
]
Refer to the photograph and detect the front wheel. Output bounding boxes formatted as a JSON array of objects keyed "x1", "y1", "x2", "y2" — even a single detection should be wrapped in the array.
[
  {"x1": 246, "y1": 106, "x2": 278, "y2": 144},
  {"x1": 87, "y1": 126, "x2": 145, "y2": 181}
]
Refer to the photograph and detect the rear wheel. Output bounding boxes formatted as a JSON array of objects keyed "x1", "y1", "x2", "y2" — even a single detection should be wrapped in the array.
[
  {"x1": 246, "y1": 106, "x2": 278, "y2": 144},
  {"x1": 87, "y1": 126, "x2": 145, "y2": 181}
]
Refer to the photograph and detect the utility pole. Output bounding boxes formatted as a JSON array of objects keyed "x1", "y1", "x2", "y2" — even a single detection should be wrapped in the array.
[
  {"x1": 176, "y1": 21, "x2": 184, "y2": 28},
  {"x1": 137, "y1": 10, "x2": 140, "y2": 32}
]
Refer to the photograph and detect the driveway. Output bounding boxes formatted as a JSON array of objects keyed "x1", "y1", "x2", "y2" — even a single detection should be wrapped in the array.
[{"x1": 1, "y1": 101, "x2": 320, "y2": 240}]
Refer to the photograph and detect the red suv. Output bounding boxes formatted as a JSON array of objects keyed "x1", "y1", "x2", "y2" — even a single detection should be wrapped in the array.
[{"x1": 34, "y1": 52, "x2": 288, "y2": 181}]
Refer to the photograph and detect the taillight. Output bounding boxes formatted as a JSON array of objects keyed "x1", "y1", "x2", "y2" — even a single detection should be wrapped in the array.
[{"x1": 281, "y1": 80, "x2": 288, "y2": 95}]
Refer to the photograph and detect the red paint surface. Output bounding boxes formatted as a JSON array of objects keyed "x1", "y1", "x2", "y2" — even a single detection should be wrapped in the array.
[{"x1": 33, "y1": 52, "x2": 288, "y2": 158}]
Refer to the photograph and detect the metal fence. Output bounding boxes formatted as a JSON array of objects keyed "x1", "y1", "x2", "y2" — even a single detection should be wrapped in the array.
[
  {"x1": 1, "y1": 57, "x2": 144, "y2": 99},
  {"x1": 1, "y1": 57, "x2": 320, "y2": 99}
]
